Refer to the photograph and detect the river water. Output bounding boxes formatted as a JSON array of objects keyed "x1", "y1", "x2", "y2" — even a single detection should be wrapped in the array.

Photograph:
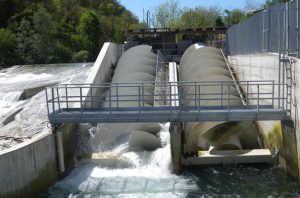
[{"x1": 1, "y1": 64, "x2": 300, "y2": 197}]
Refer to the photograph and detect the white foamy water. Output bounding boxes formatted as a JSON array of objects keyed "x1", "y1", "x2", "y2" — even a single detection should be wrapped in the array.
[
  {"x1": 0, "y1": 63, "x2": 92, "y2": 138},
  {"x1": 0, "y1": 91, "x2": 24, "y2": 117},
  {"x1": 44, "y1": 126, "x2": 198, "y2": 197}
]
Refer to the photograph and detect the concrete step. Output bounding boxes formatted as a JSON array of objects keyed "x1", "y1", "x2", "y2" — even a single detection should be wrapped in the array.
[{"x1": 182, "y1": 149, "x2": 277, "y2": 166}]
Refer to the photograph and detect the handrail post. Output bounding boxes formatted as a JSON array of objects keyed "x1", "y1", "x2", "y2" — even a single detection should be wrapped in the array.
[
  {"x1": 257, "y1": 84, "x2": 260, "y2": 114},
  {"x1": 45, "y1": 89, "x2": 49, "y2": 114},
  {"x1": 272, "y1": 81, "x2": 275, "y2": 108},
  {"x1": 80, "y1": 87, "x2": 83, "y2": 115},
  {"x1": 90, "y1": 85, "x2": 93, "y2": 108},
  {"x1": 221, "y1": 81, "x2": 224, "y2": 107},
  {"x1": 194, "y1": 82, "x2": 197, "y2": 107},
  {"x1": 109, "y1": 86, "x2": 112, "y2": 117},
  {"x1": 116, "y1": 83, "x2": 119, "y2": 109},
  {"x1": 198, "y1": 84, "x2": 201, "y2": 115},
  {"x1": 142, "y1": 83, "x2": 144, "y2": 108},
  {"x1": 52, "y1": 88, "x2": 55, "y2": 115},
  {"x1": 227, "y1": 84, "x2": 230, "y2": 117},
  {"x1": 56, "y1": 87, "x2": 61, "y2": 111},
  {"x1": 246, "y1": 81, "x2": 249, "y2": 106},
  {"x1": 138, "y1": 85, "x2": 141, "y2": 119},
  {"x1": 65, "y1": 85, "x2": 69, "y2": 109}
]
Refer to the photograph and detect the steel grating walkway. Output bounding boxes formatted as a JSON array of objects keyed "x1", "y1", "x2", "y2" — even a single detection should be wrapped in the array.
[{"x1": 46, "y1": 81, "x2": 290, "y2": 124}]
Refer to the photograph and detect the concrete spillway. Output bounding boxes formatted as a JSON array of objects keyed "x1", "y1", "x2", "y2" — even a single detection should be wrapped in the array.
[{"x1": 179, "y1": 45, "x2": 260, "y2": 152}]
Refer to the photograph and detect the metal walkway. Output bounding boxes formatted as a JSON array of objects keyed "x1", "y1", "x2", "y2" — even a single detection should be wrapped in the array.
[{"x1": 46, "y1": 81, "x2": 289, "y2": 124}]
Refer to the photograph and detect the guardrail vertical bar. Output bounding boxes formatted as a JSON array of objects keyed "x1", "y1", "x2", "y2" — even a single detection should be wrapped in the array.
[
  {"x1": 51, "y1": 88, "x2": 55, "y2": 115},
  {"x1": 227, "y1": 84, "x2": 230, "y2": 117},
  {"x1": 257, "y1": 84, "x2": 260, "y2": 114},
  {"x1": 246, "y1": 81, "x2": 249, "y2": 106},
  {"x1": 194, "y1": 82, "x2": 197, "y2": 107},
  {"x1": 90, "y1": 85, "x2": 93, "y2": 108},
  {"x1": 109, "y1": 86, "x2": 112, "y2": 117},
  {"x1": 116, "y1": 83, "x2": 119, "y2": 109},
  {"x1": 142, "y1": 83, "x2": 144, "y2": 107},
  {"x1": 80, "y1": 87, "x2": 83, "y2": 115},
  {"x1": 65, "y1": 85, "x2": 69, "y2": 109},
  {"x1": 198, "y1": 85, "x2": 201, "y2": 114},
  {"x1": 138, "y1": 85, "x2": 141, "y2": 120},
  {"x1": 286, "y1": 83, "x2": 288, "y2": 111},
  {"x1": 272, "y1": 81, "x2": 275, "y2": 108},
  {"x1": 56, "y1": 87, "x2": 61, "y2": 111},
  {"x1": 45, "y1": 89, "x2": 49, "y2": 114},
  {"x1": 221, "y1": 82, "x2": 224, "y2": 107}
]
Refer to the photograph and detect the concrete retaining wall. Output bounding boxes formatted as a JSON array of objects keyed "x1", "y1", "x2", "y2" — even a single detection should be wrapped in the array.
[
  {"x1": 0, "y1": 42, "x2": 121, "y2": 197},
  {"x1": 229, "y1": 53, "x2": 300, "y2": 180}
]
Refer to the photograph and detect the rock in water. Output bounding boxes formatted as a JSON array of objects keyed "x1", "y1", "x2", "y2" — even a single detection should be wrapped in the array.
[{"x1": 129, "y1": 131, "x2": 161, "y2": 151}]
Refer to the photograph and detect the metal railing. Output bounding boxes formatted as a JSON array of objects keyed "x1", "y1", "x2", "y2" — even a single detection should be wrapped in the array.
[
  {"x1": 46, "y1": 80, "x2": 289, "y2": 123},
  {"x1": 227, "y1": 0, "x2": 300, "y2": 57}
]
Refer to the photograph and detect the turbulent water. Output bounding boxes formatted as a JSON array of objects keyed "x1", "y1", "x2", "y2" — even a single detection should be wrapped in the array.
[
  {"x1": 42, "y1": 124, "x2": 300, "y2": 198},
  {"x1": 0, "y1": 63, "x2": 92, "y2": 149},
  {"x1": 1, "y1": 64, "x2": 300, "y2": 197}
]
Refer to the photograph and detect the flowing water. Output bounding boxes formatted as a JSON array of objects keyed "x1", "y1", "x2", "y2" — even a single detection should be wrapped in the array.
[
  {"x1": 42, "y1": 123, "x2": 300, "y2": 198},
  {"x1": 0, "y1": 63, "x2": 92, "y2": 148},
  {"x1": 1, "y1": 64, "x2": 300, "y2": 197}
]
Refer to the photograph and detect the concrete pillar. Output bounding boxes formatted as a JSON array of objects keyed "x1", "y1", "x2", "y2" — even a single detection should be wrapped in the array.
[
  {"x1": 281, "y1": 120, "x2": 300, "y2": 181},
  {"x1": 170, "y1": 122, "x2": 182, "y2": 174}
]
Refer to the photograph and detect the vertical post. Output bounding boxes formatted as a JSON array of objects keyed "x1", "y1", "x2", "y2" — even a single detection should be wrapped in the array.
[
  {"x1": 138, "y1": 85, "x2": 141, "y2": 119},
  {"x1": 116, "y1": 83, "x2": 119, "y2": 109},
  {"x1": 194, "y1": 82, "x2": 197, "y2": 107},
  {"x1": 272, "y1": 81, "x2": 275, "y2": 108},
  {"x1": 142, "y1": 83, "x2": 144, "y2": 107},
  {"x1": 227, "y1": 84, "x2": 230, "y2": 116},
  {"x1": 56, "y1": 87, "x2": 61, "y2": 111},
  {"x1": 51, "y1": 88, "x2": 55, "y2": 115},
  {"x1": 257, "y1": 84, "x2": 260, "y2": 114},
  {"x1": 45, "y1": 89, "x2": 50, "y2": 114},
  {"x1": 65, "y1": 85, "x2": 68, "y2": 109},
  {"x1": 90, "y1": 85, "x2": 93, "y2": 108},
  {"x1": 286, "y1": 83, "x2": 288, "y2": 111},
  {"x1": 170, "y1": 122, "x2": 182, "y2": 174},
  {"x1": 221, "y1": 82, "x2": 224, "y2": 107},
  {"x1": 246, "y1": 81, "x2": 249, "y2": 106},
  {"x1": 80, "y1": 87, "x2": 83, "y2": 115},
  {"x1": 52, "y1": 125, "x2": 65, "y2": 173},
  {"x1": 198, "y1": 85, "x2": 201, "y2": 109}
]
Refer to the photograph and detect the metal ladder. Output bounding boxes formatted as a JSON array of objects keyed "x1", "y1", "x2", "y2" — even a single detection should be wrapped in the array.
[{"x1": 278, "y1": 7, "x2": 293, "y2": 117}]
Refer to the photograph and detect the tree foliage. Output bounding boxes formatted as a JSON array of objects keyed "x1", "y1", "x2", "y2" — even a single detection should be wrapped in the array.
[
  {"x1": 0, "y1": 28, "x2": 17, "y2": 66},
  {"x1": 154, "y1": 0, "x2": 182, "y2": 28},
  {"x1": 264, "y1": 0, "x2": 290, "y2": 8},
  {"x1": 0, "y1": 0, "x2": 140, "y2": 67}
]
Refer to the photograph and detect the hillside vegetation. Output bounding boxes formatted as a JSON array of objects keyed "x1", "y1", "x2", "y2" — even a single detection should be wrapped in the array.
[{"x1": 0, "y1": 0, "x2": 141, "y2": 67}]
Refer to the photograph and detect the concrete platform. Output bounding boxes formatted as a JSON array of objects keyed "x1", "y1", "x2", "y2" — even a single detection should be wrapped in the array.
[{"x1": 182, "y1": 149, "x2": 277, "y2": 166}]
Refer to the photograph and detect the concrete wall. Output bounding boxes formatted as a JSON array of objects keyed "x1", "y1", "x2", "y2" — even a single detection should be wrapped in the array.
[
  {"x1": 0, "y1": 42, "x2": 121, "y2": 198},
  {"x1": 228, "y1": 53, "x2": 300, "y2": 180},
  {"x1": 0, "y1": 131, "x2": 57, "y2": 198}
]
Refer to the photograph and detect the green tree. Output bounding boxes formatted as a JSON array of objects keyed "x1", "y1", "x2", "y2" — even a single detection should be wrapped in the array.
[
  {"x1": 224, "y1": 9, "x2": 246, "y2": 27},
  {"x1": 78, "y1": 10, "x2": 102, "y2": 60},
  {"x1": 32, "y1": 6, "x2": 56, "y2": 63},
  {"x1": 178, "y1": 6, "x2": 221, "y2": 28},
  {"x1": 16, "y1": 18, "x2": 35, "y2": 64},
  {"x1": 0, "y1": 28, "x2": 17, "y2": 66},
  {"x1": 154, "y1": 0, "x2": 182, "y2": 28},
  {"x1": 215, "y1": 15, "x2": 225, "y2": 26}
]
